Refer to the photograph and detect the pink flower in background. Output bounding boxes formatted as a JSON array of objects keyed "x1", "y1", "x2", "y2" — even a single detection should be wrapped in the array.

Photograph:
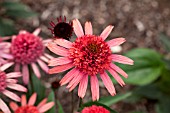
[
  {"x1": 0, "y1": 63, "x2": 27, "y2": 113},
  {"x1": 47, "y1": 19, "x2": 134, "y2": 101},
  {"x1": 81, "y1": 105, "x2": 110, "y2": 113},
  {"x1": 9, "y1": 28, "x2": 53, "y2": 85},
  {"x1": 10, "y1": 93, "x2": 54, "y2": 113}
]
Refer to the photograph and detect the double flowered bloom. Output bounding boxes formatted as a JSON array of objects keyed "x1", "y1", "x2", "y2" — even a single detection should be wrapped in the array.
[{"x1": 47, "y1": 19, "x2": 134, "y2": 101}]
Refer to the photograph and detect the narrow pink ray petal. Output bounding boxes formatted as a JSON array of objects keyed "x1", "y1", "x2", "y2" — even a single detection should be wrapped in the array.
[
  {"x1": 44, "y1": 53, "x2": 54, "y2": 59},
  {"x1": 0, "y1": 53, "x2": 13, "y2": 59},
  {"x1": 54, "y1": 38, "x2": 72, "y2": 48},
  {"x1": 48, "y1": 57, "x2": 72, "y2": 66},
  {"x1": 7, "y1": 84, "x2": 27, "y2": 92},
  {"x1": 2, "y1": 90, "x2": 20, "y2": 102},
  {"x1": 0, "y1": 36, "x2": 11, "y2": 41},
  {"x1": 37, "y1": 98, "x2": 47, "y2": 109},
  {"x1": 49, "y1": 63, "x2": 74, "y2": 74},
  {"x1": 28, "y1": 93, "x2": 37, "y2": 106},
  {"x1": 43, "y1": 39, "x2": 53, "y2": 46},
  {"x1": 38, "y1": 102, "x2": 54, "y2": 113},
  {"x1": 37, "y1": 59, "x2": 49, "y2": 73},
  {"x1": 100, "y1": 72, "x2": 116, "y2": 96},
  {"x1": 40, "y1": 56, "x2": 49, "y2": 63},
  {"x1": 31, "y1": 63, "x2": 41, "y2": 78},
  {"x1": 14, "y1": 63, "x2": 20, "y2": 72},
  {"x1": 90, "y1": 75, "x2": 99, "y2": 101},
  {"x1": 0, "y1": 42, "x2": 11, "y2": 48},
  {"x1": 19, "y1": 30, "x2": 27, "y2": 34},
  {"x1": 111, "y1": 54, "x2": 134, "y2": 65},
  {"x1": 21, "y1": 95, "x2": 27, "y2": 106},
  {"x1": 100, "y1": 25, "x2": 114, "y2": 40},
  {"x1": 0, "y1": 98, "x2": 11, "y2": 113},
  {"x1": 22, "y1": 65, "x2": 29, "y2": 85},
  {"x1": 110, "y1": 63, "x2": 128, "y2": 78},
  {"x1": 107, "y1": 38, "x2": 126, "y2": 47},
  {"x1": 33, "y1": 28, "x2": 41, "y2": 36},
  {"x1": 60, "y1": 68, "x2": 80, "y2": 86},
  {"x1": 9, "y1": 102, "x2": 19, "y2": 111},
  {"x1": 0, "y1": 62, "x2": 14, "y2": 71},
  {"x1": 85, "y1": 22, "x2": 93, "y2": 35},
  {"x1": 73, "y1": 19, "x2": 84, "y2": 37},
  {"x1": 47, "y1": 42, "x2": 69, "y2": 56},
  {"x1": 108, "y1": 67, "x2": 125, "y2": 86},
  {"x1": 78, "y1": 74, "x2": 88, "y2": 98},
  {"x1": 6, "y1": 72, "x2": 21, "y2": 78},
  {"x1": 6, "y1": 79, "x2": 18, "y2": 84}
]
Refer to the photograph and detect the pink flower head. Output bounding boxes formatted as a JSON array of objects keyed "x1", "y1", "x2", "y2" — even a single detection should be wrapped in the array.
[
  {"x1": 0, "y1": 64, "x2": 27, "y2": 113},
  {"x1": 47, "y1": 19, "x2": 134, "y2": 101},
  {"x1": 81, "y1": 105, "x2": 110, "y2": 113},
  {"x1": 10, "y1": 28, "x2": 53, "y2": 85},
  {"x1": 10, "y1": 93, "x2": 54, "y2": 113}
]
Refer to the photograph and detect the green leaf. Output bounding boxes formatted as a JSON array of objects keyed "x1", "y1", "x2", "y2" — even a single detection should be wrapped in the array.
[
  {"x1": 1, "y1": 1, "x2": 30, "y2": 10},
  {"x1": 159, "y1": 33, "x2": 170, "y2": 52},
  {"x1": 57, "y1": 100, "x2": 64, "y2": 113},
  {"x1": 46, "y1": 91, "x2": 56, "y2": 113},
  {"x1": 156, "y1": 96, "x2": 170, "y2": 113},
  {"x1": 99, "y1": 92, "x2": 132, "y2": 106},
  {"x1": 6, "y1": 10, "x2": 37, "y2": 18}
]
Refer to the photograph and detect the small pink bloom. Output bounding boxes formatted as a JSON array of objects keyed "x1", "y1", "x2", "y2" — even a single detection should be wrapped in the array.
[
  {"x1": 9, "y1": 28, "x2": 53, "y2": 84},
  {"x1": 81, "y1": 105, "x2": 110, "y2": 113},
  {"x1": 47, "y1": 19, "x2": 134, "y2": 101},
  {"x1": 0, "y1": 64, "x2": 27, "y2": 113},
  {"x1": 10, "y1": 93, "x2": 54, "y2": 113}
]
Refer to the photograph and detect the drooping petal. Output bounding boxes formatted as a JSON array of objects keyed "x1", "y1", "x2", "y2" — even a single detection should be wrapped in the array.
[
  {"x1": 54, "y1": 39, "x2": 72, "y2": 48},
  {"x1": 85, "y1": 22, "x2": 93, "y2": 35},
  {"x1": 0, "y1": 62, "x2": 14, "y2": 71},
  {"x1": 2, "y1": 90, "x2": 20, "y2": 102},
  {"x1": 44, "y1": 53, "x2": 54, "y2": 59},
  {"x1": 100, "y1": 71, "x2": 116, "y2": 95},
  {"x1": 107, "y1": 38, "x2": 126, "y2": 47},
  {"x1": 73, "y1": 19, "x2": 84, "y2": 37},
  {"x1": 37, "y1": 59, "x2": 49, "y2": 73},
  {"x1": 9, "y1": 102, "x2": 19, "y2": 111},
  {"x1": 6, "y1": 79, "x2": 18, "y2": 84},
  {"x1": 111, "y1": 54, "x2": 134, "y2": 65},
  {"x1": 37, "y1": 98, "x2": 47, "y2": 109},
  {"x1": 100, "y1": 25, "x2": 114, "y2": 40},
  {"x1": 0, "y1": 53, "x2": 13, "y2": 59},
  {"x1": 48, "y1": 57, "x2": 72, "y2": 66},
  {"x1": 22, "y1": 65, "x2": 29, "y2": 85},
  {"x1": 40, "y1": 56, "x2": 49, "y2": 63},
  {"x1": 78, "y1": 74, "x2": 88, "y2": 98},
  {"x1": 7, "y1": 84, "x2": 27, "y2": 92},
  {"x1": 0, "y1": 98, "x2": 11, "y2": 113},
  {"x1": 14, "y1": 63, "x2": 20, "y2": 72},
  {"x1": 38, "y1": 102, "x2": 54, "y2": 113},
  {"x1": 28, "y1": 93, "x2": 37, "y2": 106},
  {"x1": 47, "y1": 42, "x2": 69, "y2": 56},
  {"x1": 21, "y1": 95, "x2": 27, "y2": 106},
  {"x1": 90, "y1": 75, "x2": 99, "y2": 101},
  {"x1": 33, "y1": 28, "x2": 41, "y2": 36},
  {"x1": 31, "y1": 63, "x2": 41, "y2": 78},
  {"x1": 49, "y1": 63, "x2": 74, "y2": 74},
  {"x1": 6, "y1": 72, "x2": 21, "y2": 78}
]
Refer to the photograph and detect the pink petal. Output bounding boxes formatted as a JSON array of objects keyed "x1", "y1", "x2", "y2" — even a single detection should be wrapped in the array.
[
  {"x1": 38, "y1": 102, "x2": 54, "y2": 112},
  {"x1": 48, "y1": 57, "x2": 72, "y2": 66},
  {"x1": 0, "y1": 98, "x2": 11, "y2": 113},
  {"x1": 90, "y1": 75, "x2": 99, "y2": 101},
  {"x1": 47, "y1": 42, "x2": 69, "y2": 56},
  {"x1": 44, "y1": 53, "x2": 54, "y2": 59},
  {"x1": 40, "y1": 56, "x2": 49, "y2": 63},
  {"x1": 6, "y1": 72, "x2": 21, "y2": 78},
  {"x1": 9, "y1": 102, "x2": 19, "y2": 111},
  {"x1": 2, "y1": 90, "x2": 20, "y2": 102},
  {"x1": 110, "y1": 63, "x2": 128, "y2": 78},
  {"x1": 111, "y1": 54, "x2": 134, "y2": 65},
  {"x1": 7, "y1": 84, "x2": 27, "y2": 92},
  {"x1": 49, "y1": 63, "x2": 74, "y2": 74},
  {"x1": 14, "y1": 63, "x2": 20, "y2": 72},
  {"x1": 100, "y1": 72, "x2": 116, "y2": 95},
  {"x1": 21, "y1": 95, "x2": 27, "y2": 106},
  {"x1": 60, "y1": 68, "x2": 80, "y2": 86},
  {"x1": 37, "y1": 59, "x2": 49, "y2": 73},
  {"x1": 85, "y1": 22, "x2": 93, "y2": 35},
  {"x1": 100, "y1": 25, "x2": 114, "y2": 40},
  {"x1": 0, "y1": 53, "x2": 13, "y2": 59},
  {"x1": 107, "y1": 38, "x2": 126, "y2": 47},
  {"x1": 108, "y1": 67, "x2": 125, "y2": 86},
  {"x1": 43, "y1": 39, "x2": 53, "y2": 46},
  {"x1": 28, "y1": 93, "x2": 37, "y2": 106},
  {"x1": 37, "y1": 98, "x2": 47, "y2": 109},
  {"x1": 0, "y1": 62, "x2": 14, "y2": 71},
  {"x1": 6, "y1": 79, "x2": 18, "y2": 84},
  {"x1": 0, "y1": 42, "x2": 11, "y2": 48},
  {"x1": 78, "y1": 74, "x2": 88, "y2": 98},
  {"x1": 73, "y1": 19, "x2": 84, "y2": 37},
  {"x1": 22, "y1": 65, "x2": 29, "y2": 85},
  {"x1": 33, "y1": 28, "x2": 41, "y2": 36},
  {"x1": 54, "y1": 38, "x2": 72, "y2": 48},
  {"x1": 31, "y1": 63, "x2": 41, "y2": 78}
]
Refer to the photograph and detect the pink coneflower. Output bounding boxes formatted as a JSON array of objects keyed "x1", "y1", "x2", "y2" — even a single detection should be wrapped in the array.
[
  {"x1": 10, "y1": 28, "x2": 53, "y2": 84},
  {"x1": 10, "y1": 93, "x2": 54, "y2": 113},
  {"x1": 81, "y1": 105, "x2": 110, "y2": 113},
  {"x1": 47, "y1": 19, "x2": 134, "y2": 101},
  {"x1": 0, "y1": 63, "x2": 27, "y2": 113}
]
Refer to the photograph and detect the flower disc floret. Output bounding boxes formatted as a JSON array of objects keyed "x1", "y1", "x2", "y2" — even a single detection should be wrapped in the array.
[
  {"x1": 0, "y1": 71, "x2": 7, "y2": 92},
  {"x1": 15, "y1": 106, "x2": 39, "y2": 113}
]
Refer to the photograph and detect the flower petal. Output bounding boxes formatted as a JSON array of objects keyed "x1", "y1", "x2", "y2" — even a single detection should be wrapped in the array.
[
  {"x1": 21, "y1": 95, "x2": 27, "y2": 106},
  {"x1": 7, "y1": 84, "x2": 27, "y2": 92},
  {"x1": 0, "y1": 98, "x2": 11, "y2": 113},
  {"x1": 37, "y1": 59, "x2": 49, "y2": 73},
  {"x1": 37, "y1": 98, "x2": 47, "y2": 109},
  {"x1": 54, "y1": 38, "x2": 72, "y2": 48},
  {"x1": 78, "y1": 74, "x2": 88, "y2": 98},
  {"x1": 6, "y1": 72, "x2": 21, "y2": 78},
  {"x1": 28, "y1": 93, "x2": 37, "y2": 106},
  {"x1": 22, "y1": 65, "x2": 29, "y2": 85},
  {"x1": 9, "y1": 102, "x2": 18, "y2": 111},
  {"x1": 111, "y1": 54, "x2": 134, "y2": 65},
  {"x1": 85, "y1": 22, "x2": 93, "y2": 35},
  {"x1": 90, "y1": 75, "x2": 99, "y2": 101},
  {"x1": 38, "y1": 102, "x2": 54, "y2": 113},
  {"x1": 73, "y1": 19, "x2": 84, "y2": 37},
  {"x1": 107, "y1": 38, "x2": 126, "y2": 47},
  {"x1": 31, "y1": 63, "x2": 41, "y2": 78},
  {"x1": 100, "y1": 25, "x2": 114, "y2": 40},
  {"x1": 33, "y1": 28, "x2": 41, "y2": 36},
  {"x1": 2, "y1": 90, "x2": 20, "y2": 102},
  {"x1": 0, "y1": 62, "x2": 14, "y2": 71},
  {"x1": 14, "y1": 63, "x2": 20, "y2": 72},
  {"x1": 48, "y1": 57, "x2": 72, "y2": 66}
]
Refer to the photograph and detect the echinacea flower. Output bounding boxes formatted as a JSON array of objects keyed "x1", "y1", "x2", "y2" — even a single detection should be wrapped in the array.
[
  {"x1": 10, "y1": 93, "x2": 54, "y2": 113},
  {"x1": 48, "y1": 16, "x2": 73, "y2": 40},
  {"x1": 0, "y1": 63, "x2": 27, "y2": 113},
  {"x1": 9, "y1": 28, "x2": 53, "y2": 85},
  {"x1": 47, "y1": 19, "x2": 134, "y2": 101},
  {"x1": 81, "y1": 105, "x2": 110, "y2": 113}
]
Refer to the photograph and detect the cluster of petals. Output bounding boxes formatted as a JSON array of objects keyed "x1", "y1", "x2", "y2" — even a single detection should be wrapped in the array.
[
  {"x1": 0, "y1": 63, "x2": 27, "y2": 113},
  {"x1": 10, "y1": 93, "x2": 54, "y2": 113},
  {"x1": 9, "y1": 28, "x2": 53, "y2": 84},
  {"x1": 47, "y1": 19, "x2": 134, "y2": 101},
  {"x1": 81, "y1": 105, "x2": 110, "y2": 113}
]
